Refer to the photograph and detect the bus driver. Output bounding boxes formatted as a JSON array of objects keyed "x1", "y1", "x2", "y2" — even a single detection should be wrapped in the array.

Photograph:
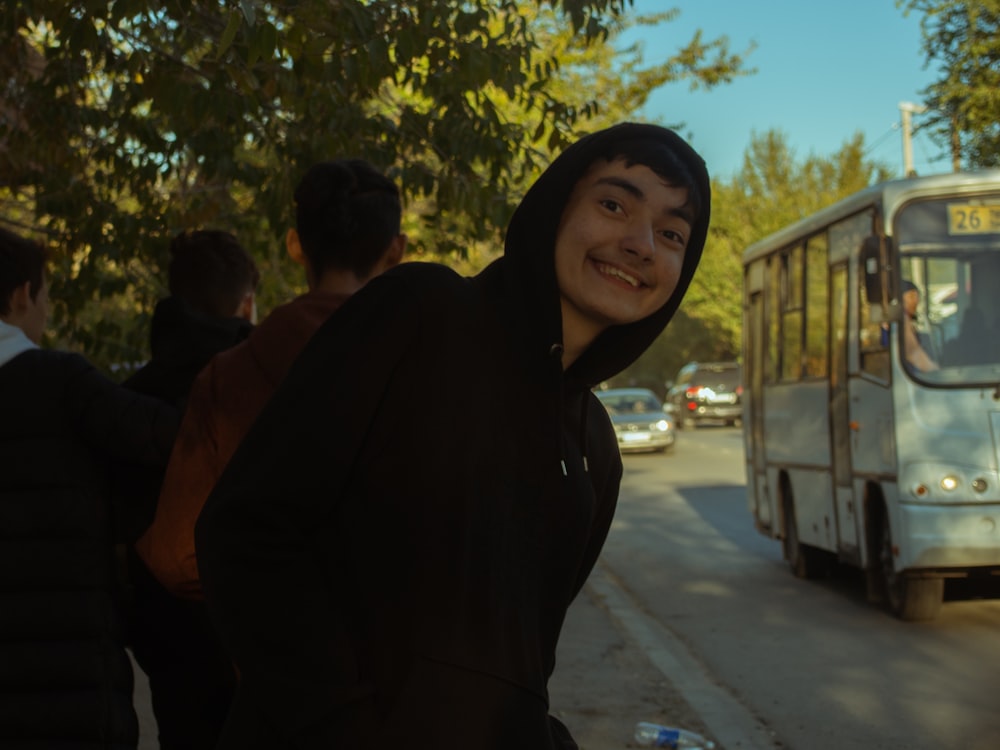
[{"x1": 902, "y1": 280, "x2": 939, "y2": 372}]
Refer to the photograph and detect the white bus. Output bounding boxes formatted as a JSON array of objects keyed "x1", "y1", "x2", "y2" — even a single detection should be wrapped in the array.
[{"x1": 742, "y1": 169, "x2": 1000, "y2": 621}]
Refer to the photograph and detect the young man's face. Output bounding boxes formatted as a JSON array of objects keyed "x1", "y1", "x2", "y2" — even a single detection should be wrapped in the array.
[
  {"x1": 554, "y1": 158, "x2": 693, "y2": 349},
  {"x1": 903, "y1": 288, "x2": 920, "y2": 318}
]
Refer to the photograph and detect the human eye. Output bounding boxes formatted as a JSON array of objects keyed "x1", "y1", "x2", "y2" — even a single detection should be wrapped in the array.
[
  {"x1": 599, "y1": 198, "x2": 624, "y2": 214},
  {"x1": 658, "y1": 227, "x2": 688, "y2": 248}
]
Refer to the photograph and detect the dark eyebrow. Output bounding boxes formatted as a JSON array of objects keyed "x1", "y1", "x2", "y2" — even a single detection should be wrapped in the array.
[
  {"x1": 595, "y1": 175, "x2": 644, "y2": 199},
  {"x1": 594, "y1": 176, "x2": 695, "y2": 225}
]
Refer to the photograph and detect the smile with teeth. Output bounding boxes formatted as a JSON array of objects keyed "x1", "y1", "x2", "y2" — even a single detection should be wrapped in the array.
[{"x1": 595, "y1": 261, "x2": 641, "y2": 288}]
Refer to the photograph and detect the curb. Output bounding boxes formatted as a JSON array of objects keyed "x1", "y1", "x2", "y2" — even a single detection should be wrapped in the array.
[{"x1": 588, "y1": 561, "x2": 780, "y2": 750}]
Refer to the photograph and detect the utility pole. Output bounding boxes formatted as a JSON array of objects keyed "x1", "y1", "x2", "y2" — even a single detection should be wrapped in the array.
[
  {"x1": 898, "y1": 101, "x2": 927, "y2": 177},
  {"x1": 949, "y1": 112, "x2": 963, "y2": 172}
]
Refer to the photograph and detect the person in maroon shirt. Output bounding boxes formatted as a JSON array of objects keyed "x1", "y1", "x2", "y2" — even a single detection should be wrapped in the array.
[{"x1": 135, "y1": 159, "x2": 405, "y2": 749}]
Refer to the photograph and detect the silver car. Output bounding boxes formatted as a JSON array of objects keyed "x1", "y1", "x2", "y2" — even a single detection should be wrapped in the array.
[{"x1": 595, "y1": 387, "x2": 676, "y2": 454}]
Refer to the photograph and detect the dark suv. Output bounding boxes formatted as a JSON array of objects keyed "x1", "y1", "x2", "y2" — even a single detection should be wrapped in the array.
[{"x1": 665, "y1": 361, "x2": 743, "y2": 428}]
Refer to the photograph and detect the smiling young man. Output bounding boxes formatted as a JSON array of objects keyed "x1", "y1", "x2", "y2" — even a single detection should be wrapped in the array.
[
  {"x1": 555, "y1": 158, "x2": 696, "y2": 367},
  {"x1": 195, "y1": 122, "x2": 710, "y2": 750}
]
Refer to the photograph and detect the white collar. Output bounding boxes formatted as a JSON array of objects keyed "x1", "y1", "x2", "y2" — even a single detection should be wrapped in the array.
[{"x1": 0, "y1": 319, "x2": 38, "y2": 368}]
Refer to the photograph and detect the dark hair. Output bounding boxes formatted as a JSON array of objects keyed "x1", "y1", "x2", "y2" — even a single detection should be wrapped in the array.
[
  {"x1": 0, "y1": 225, "x2": 47, "y2": 316},
  {"x1": 598, "y1": 136, "x2": 704, "y2": 221},
  {"x1": 167, "y1": 230, "x2": 260, "y2": 318},
  {"x1": 294, "y1": 159, "x2": 402, "y2": 280}
]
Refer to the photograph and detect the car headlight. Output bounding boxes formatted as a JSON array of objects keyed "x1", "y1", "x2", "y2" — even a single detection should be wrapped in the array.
[{"x1": 653, "y1": 419, "x2": 670, "y2": 431}]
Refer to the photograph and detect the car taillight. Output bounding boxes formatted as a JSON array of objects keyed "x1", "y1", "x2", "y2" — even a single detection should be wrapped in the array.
[
  {"x1": 736, "y1": 385, "x2": 743, "y2": 395},
  {"x1": 684, "y1": 386, "x2": 700, "y2": 398},
  {"x1": 686, "y1": 402, "x2": 697, "y2": 411}
]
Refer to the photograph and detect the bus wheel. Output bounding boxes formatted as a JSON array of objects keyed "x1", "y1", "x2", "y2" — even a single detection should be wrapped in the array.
[
  {"x1": 878, "y1": 508, "x2": 943, "y2": 621},
  {"x1": 783, "y1": 493, "x2": 826, "y2": 579}
]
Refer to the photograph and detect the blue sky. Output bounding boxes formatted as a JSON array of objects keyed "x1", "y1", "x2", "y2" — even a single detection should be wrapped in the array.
[{"x1": 619, "y1": 0, "x2": 951, "y2": 180}]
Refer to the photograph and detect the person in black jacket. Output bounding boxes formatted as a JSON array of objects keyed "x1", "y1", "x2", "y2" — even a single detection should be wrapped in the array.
[
  {"x1": 119, "y1": 228, "x2": 259, "y2": 542},
  {"x1": 196, "y1": 122, "x2": 711, "y2": 749},
  {"x1": 123, "y1": 228, "x2": 259, "y2": 750},
  {"x1": 0, "y1": 224, "x2": 179, "y2": 748},
  {"x1": 125, "y1": 229, "x2": 260, "y2": 408}
]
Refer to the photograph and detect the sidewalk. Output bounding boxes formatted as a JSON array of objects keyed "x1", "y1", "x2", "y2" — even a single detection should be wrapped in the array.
[
  {"x1": 131, "y1": 653, "x2": 157, "y2": 750},
  {"x1": 549, "y1": 564, "x2": 717, "y2": 750},
  {"x1": 553, "y1": 562, "x2": 779, "y2": 750}
]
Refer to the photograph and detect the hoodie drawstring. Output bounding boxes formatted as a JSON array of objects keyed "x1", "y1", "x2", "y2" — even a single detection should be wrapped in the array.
[
  {"x1": 549, "y1": 344, "x2": 569, "y2": 477},
  {"x1": 549, "y1": 342, "x2": 590, "y2": 477}
]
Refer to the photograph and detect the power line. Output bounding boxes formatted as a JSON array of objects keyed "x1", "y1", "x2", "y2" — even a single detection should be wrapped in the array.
[{"x1": 864, "y1": 122, "x2": 900, "y2": 156}]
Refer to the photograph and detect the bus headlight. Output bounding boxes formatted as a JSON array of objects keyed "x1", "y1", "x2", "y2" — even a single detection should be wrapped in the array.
[
  {"x1": 902, "y1": 464, "x2": 998, "y2": 502},
  {"x1": 940, "y1": 475, "x2": 960, "y2": 492}
]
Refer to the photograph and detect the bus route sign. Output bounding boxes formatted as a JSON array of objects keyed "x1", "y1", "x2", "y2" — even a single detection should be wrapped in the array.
[{"x1": 947, "y1": 203, "x2": 1000, "y2": 235}]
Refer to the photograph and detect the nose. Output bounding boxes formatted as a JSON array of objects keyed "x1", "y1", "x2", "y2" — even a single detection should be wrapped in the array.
[{"x1": 622, "y1": 220, "x2": 655, "y2": 261}]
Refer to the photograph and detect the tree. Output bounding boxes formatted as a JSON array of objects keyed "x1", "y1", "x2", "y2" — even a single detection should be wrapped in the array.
[
  {"x1": 399, "y1": 4, "x2": 756, "y2": 274},
  {"x1": 608, "y1": 130, "x2": 893, "y2": 394},
  {"x1": 900, "y1": 0, "x2": 1000, "y2": 169},
  {"x1": 0, "y1": 0, "x2": 749, "y2": 371}
]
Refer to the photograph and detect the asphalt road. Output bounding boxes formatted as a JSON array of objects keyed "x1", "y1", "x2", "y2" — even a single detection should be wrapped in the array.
[{"x1": 600, "y1": 424, "x2": 1000, "y2": 750}]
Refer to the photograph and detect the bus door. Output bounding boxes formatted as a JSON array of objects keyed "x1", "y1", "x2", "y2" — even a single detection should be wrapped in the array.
[{"x1": 829, "y1": 263, "x2": 860, "y2": 557}]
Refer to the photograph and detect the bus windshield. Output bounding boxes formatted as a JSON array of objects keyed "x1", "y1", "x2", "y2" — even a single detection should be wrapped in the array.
[{"x1": 896, "y1": 194, "x2": 1000, "y2": 386}]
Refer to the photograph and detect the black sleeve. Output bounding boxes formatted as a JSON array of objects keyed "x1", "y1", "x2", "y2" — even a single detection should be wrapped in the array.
[
  {"x1": 195, "y1": 275, "x2": 420, "y2": 741},
  {"x1": 52, "y1": 352, "x2": 180, "y2": 541},
  {"x1": 59, "y1": 352, "x2": 180, "y2": 467}
]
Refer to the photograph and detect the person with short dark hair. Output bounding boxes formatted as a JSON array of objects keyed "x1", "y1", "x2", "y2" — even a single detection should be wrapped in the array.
[
  {"x1": 0, "y1": 227, "x2": 47, "y2": 336},
  {"x1": 133, "y1": 158, "x2": 405, "y2": 748},
  {"x1": 125, "y1": 229, "x2": 260, "y2": 406},
  {"x1": 0, "y1": 224, "x2": 178, "y2": 749},
  {"x1": 121, "y1": 227, "x2": 260, "y2": 750},
  {"x1": 195, "y1": 123, "x2": 711, "y2": 749},
  {"x1": 167, "y1": 229, "x2": 260, "y2": 320},
  {"x1": 901, "y1": 279, "x2": 939, "y2": 372}
]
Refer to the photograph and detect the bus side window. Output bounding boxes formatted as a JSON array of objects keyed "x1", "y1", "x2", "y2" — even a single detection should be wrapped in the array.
[
  {"x1": 804, "y1": 234, "x2": 829, "y2": 377},
  {"x1": 780, "y1": 246, "x2": 804, "y2": 382}
]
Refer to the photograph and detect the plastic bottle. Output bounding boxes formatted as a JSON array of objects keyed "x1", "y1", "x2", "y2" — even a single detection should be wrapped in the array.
[{"x1": 633, "y1": 721, "x2": 716, "y2": 749}]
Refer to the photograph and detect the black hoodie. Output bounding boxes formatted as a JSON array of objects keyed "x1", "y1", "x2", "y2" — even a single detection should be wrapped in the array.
[
  {"x1": 196, "y1": 122, "x2": 710, "y2": 750},
  {"x1": 125, "y1": 295, "x2": 254, "y2": 409}
]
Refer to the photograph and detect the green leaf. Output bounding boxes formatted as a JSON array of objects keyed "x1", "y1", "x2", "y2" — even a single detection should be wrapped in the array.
[{"x1": 217, "y1": 10, "x2": 241, "y2": 60}]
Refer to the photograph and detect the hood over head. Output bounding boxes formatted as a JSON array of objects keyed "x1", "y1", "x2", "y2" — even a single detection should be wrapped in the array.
[
  {"x1": 500, "y1": 122, "x2": 711, "y2": 387},
  {"x1": 148, "y1": 295, "x2": 253, "y2": 367}
]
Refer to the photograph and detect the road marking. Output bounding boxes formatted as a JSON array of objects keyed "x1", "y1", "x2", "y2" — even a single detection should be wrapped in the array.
[{"x1": 587, "y1": 561, "x2": 781, "y2": 750}]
